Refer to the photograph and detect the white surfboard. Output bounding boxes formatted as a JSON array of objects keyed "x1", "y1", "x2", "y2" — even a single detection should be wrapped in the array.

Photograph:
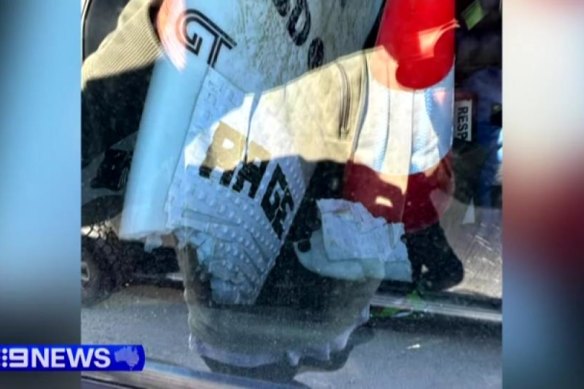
[{"x1": 119, "y1": 0, "x2": 383, "y2": 242}]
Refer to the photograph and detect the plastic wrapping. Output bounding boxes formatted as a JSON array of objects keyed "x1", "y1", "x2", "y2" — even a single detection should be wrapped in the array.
[{"x1": 294, "y1": 199, "x2": 411, "y2": 282}]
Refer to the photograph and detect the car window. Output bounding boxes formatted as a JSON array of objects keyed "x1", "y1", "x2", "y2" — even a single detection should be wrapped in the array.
[{"x1": 81, "y1": 0, "x2": 502, "y2": 387}]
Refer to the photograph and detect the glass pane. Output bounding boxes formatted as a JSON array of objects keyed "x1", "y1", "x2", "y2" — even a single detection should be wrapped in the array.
[{"x1": 82, "y1": 0, "x2": 502, "y2": 386}]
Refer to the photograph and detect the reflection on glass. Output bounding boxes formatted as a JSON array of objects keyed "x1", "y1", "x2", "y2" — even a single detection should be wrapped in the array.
[{"x1": 82, "y1": 0, "x2": 502, "y2": 385}]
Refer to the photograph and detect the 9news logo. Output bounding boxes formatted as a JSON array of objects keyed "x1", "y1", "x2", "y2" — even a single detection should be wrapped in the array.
[{"x1": 0, "y1": 345, "x2": 145, "y2": 371}]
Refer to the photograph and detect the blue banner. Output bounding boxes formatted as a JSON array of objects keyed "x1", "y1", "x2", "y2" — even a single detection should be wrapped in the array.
[{"x1": 0, "y1": 345, "x2": 145, "y2": 371}]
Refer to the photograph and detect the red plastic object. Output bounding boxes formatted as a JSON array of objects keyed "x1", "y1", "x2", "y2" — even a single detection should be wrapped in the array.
[{"x1": 376, "y1": 0, "x2": 456, "y2": 89}]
